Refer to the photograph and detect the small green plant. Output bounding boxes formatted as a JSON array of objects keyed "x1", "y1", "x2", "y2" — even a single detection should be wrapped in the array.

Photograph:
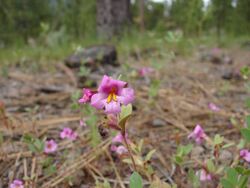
[
  {"x1": 173, "y1": 144, "x2": 193, "y2": 165},
  {"x1": 22, "y1": 134, "x2": 44, "y2": 153}
]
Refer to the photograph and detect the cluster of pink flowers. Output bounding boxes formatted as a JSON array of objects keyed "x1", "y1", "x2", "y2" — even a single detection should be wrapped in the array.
[
  {"x1": 110, "y1": 133, "x2": 128, "y2": 155},
  {"x1": 188, "y1": 124, "x2": 206, "y2": 144},
  {"x1": 138, "y1": 67, "x2": 154, "y2": 77},
  {"x1": 60, "y1": 127, "x2": 77, "y2": 141},
  {"x1": 10, "y1": 180, "x2": 24, "y2": 188},
  {"x1": 79, "y1": 75, "x2": 135, "y2": 115},
  {"x1": 208, "y1": 103, "x2": 220, "y2": 112},
  {"x1": 240, "y1": 149, "x2": 250, "y2": 162}
]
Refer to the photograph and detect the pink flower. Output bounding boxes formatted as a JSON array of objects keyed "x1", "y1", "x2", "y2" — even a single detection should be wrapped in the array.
[
  {"x1": 110, "y1": 145, "x2": 118, "y2": 152},
  {"x1": 78, "y1": 88, "x2": 93, "y2": 104},
  {"x1": 44, "y1": 139, "x2": 57, "y2": 154},
  {"x1": 196, "y1": 169, "x2": 212, "y2": 181},
  {"x1": 91, "y1": 75, "x2": 135, "y2": 114},
  {"x1": 116, "y1": 146, "x2": 128, "y2": 155},
  {"x1": 112, "y1": 133, "x2": 124, "y2": 143},
  {"x1": 111, "y1": 145, "x2": 128, "y2": 155},
  {"x1": 188, "y1": 124, "x2": 206, "y2": 144},
  {"x1": 208, "y1": 103, "x2": 220, "y2": 112},
  {"x1": 211, "y1": 47, "x2": 221, "y2": 55},
  {"x1": 60, "y1": 127, "x2": 77, "y2": 141},
  {"x1": 240, "y1": 149, "x2": 250, "y2": 162},
  {"x1": 79, "y1": 120, "x2": 87, "y2": 127},
  {"x1": 10, "y1": 180, "x2": 24, "y2": 188},
  {"x1": 111, "y1": 132, "x2": 129, "y2": 144},
  {"x1": 138, "y1": 67, "x2": 154, "y2": 77}
]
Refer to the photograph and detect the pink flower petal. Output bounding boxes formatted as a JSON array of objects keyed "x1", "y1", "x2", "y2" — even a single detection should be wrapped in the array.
[
  {"x1": 112, "y1": 133, "x2": 124, "y2": 143},
  {"x1": 98, "y1": 75, "x2": 127, "y2": 94},
  {"x1": 10, "y1": 180, "x2": 24, "y2": 188},
  {"x1": 91, "y1": 93, "x2": 107, "y2": 109},
  {"x1": 110, "y1": 145, "x2": 117, "y2": 152},
  {"x1": 188, "y1": 124, "x2": 205, "y2": 144},
  {"x1": 44, "y1": 139, "x2": 57, "y2": 154},
  {"x1": 105, "y1": 101, "x2": 121, "y2": 114},
  {"x1": 116, "y1": 146, "x2": 128, "y2": 155},
  {"x1": 117, "y1": 88, "x2": 135, "y2": 105},
  {"x1": 197, "y1": 169, "x2": 212, "y2": 182}
]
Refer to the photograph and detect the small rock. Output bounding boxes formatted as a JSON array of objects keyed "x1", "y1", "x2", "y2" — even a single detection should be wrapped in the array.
[
  {"x1": 222, "y1": 71, "x2": 233, "y2": 80},
  {"x1": 151, "y1": 118, "x2": 166, "y2": 127},
  {"x1": 219, "y1": 150, "x2": 233, "y2": 165},
  {"x1": 191, "y1": 146, "x2": 204, "y2": 158}
]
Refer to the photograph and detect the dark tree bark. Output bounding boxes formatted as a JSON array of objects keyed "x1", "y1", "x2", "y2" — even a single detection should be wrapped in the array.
[
  {"x1": 96, "y1": 0, "x2": 131, "y2": 39},
  {"x1": 139, "y1": 0, "x2": 145, "y2": 32}
]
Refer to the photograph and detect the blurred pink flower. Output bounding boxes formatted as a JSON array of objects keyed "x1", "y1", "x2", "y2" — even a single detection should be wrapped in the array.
[
  {"x1": 116, "y1": 146, "x2": 128, "y2": 155},
  {"x1": 110, "y1": 145, "x2": 118, "y2": 152},
  {"x1": 196, "y1": 169, "x2": 212, "y2": 181},
  {"x1": 211, "y1": 47, "x2": 221, "y2": 55},
  {"x1": 111, "y1": 145, "x2": 128, "y2": 155},
  {"x1": 79, "y1": 120, "x2": 87, "y2": 127},
  {"x1": 111, "y1": 132, "x2": 129, "y2": 144},
  {"x1": 44, "y1": 139, "x2": 57, "y2": 154},
  {"x1": 91, "y1": 75, "x2": 135, "y2": 114},
  {"x1": 188, "y1": 124, "x2": 206, "y2": 144},
  {"x1": 112, "y1": 133, "x2": 124, "y2": 143},
  {"x1": 78, "y1": 88, "x2": 93, "y2": 104},
  {"x1": 240, "y1": 149, "x2": 250, "y2": 162},
  {"x1": 138, "y1": 67, "x2": 154, "y2": 77},
  {"x1": 10, "y1": 180, "x2": 24, "y2": 188},
  {"x1": 60, "y1": 127, "x2": 77, "y2": 141},
  {"x1": 208, "y1": 103, "x2": 220, "y2": 112}
]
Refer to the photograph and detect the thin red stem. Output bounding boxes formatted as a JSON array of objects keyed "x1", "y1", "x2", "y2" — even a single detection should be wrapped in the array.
[{"x1": 123, "y1": 133, "x2": 137, "y2": 172}]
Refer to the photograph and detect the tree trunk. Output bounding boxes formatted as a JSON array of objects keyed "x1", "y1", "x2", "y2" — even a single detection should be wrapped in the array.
[
  {"x1": 96, "y1": 0, "x2": 131, "y2": 39},
  {"x1": 139, "y1": 0, "x2": 145, "y2": 32}
]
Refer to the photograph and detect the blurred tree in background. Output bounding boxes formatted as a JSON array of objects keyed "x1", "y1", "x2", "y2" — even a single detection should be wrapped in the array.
[{"x1": 0, "y1": 0, "x2": 249, "y2": 47}]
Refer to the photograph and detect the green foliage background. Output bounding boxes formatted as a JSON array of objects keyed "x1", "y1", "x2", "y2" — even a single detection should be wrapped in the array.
[{"x1": 0, "y1": 0, "x2": 249, "y2": 46}]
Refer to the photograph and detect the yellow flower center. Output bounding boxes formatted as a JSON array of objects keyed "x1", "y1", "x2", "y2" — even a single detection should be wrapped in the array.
[{"x1": 107, "y1": 88, "x2": 117, "y2": 103}]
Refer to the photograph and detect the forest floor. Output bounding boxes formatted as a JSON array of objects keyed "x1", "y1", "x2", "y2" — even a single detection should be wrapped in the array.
[{"x1": 0, "y1": 42, "x2": 250, "y2": 188}]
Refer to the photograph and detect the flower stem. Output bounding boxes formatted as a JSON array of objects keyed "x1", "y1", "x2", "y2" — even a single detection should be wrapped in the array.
[{"x1": 122, "y1": 133, "x2": 137, "y2": 172}]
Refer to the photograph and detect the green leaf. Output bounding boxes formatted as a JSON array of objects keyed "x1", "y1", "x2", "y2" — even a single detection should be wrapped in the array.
[
  {"x1": 238, "y1": 175, "x2": 248, "y2": 188},
  {"x1": 227, "y1": 168, "x2": 238, "y2": 185},
  {"x1": 235, "y1": 166, "x2": 245, "y2": 174},
  {"x1": 34, "y1": 138, "x2": 44, "y2": 152},
  {"x1": 28, "y1": 143, "x2": 37, "y2": 153},
  {"x1": 245, "y1": 98, "x2": 250, "y2": 109},
  {"x1": 119, "y1": 104, "x2": 132, "y2": 132},
  {"x1": 119, "y1": 104, "x2": 132, "y2": 121},
  {"x1": 0, "y1": 132, "x2": 3, "y2": 145},
  {"x1": 240, "y1": 128, "x2": 250, "y2": 142},
  {"x1": 220, "y1": 178, "x2": 235, "y2": 188},
  {"x1": 207, "y1": 159, "x2": 215, "y2": 173},
  {"x1": 182, "y1": 144, "x2": 193, "y2": 155},
  {"x1": 145, "y1": 149, "x2": 156, "y2": 161},
  {"x1": 138, "y1": 139, "x2": 144, "y2": 153},
  {"x1": 22, "y1": 134, "x2": 34, "y2": 143},
  {"x1": 129, "y1": 172, "x2": 143, "y2": 188},
  {"x1": 174, "y1": 155, "x2": 183, "y2": 165},
  {"x1": 222, "y1": 143, "x2": 235, "y2": 149},
  {"x1": 44, "y1": 165, "x2": 56, "y2": 176},
  {"x1": 237, "y1": 139, "x2": 245, "y2": 149},
  {"x1": 214, "y1": 134, "x2": 224, "y2": 145},
  {"x1": 188, "y1": 169, "x2": 200, "y2": 188},
  {"x1": 246, "y1": 115, "x2": 250, "y2": 129}
]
